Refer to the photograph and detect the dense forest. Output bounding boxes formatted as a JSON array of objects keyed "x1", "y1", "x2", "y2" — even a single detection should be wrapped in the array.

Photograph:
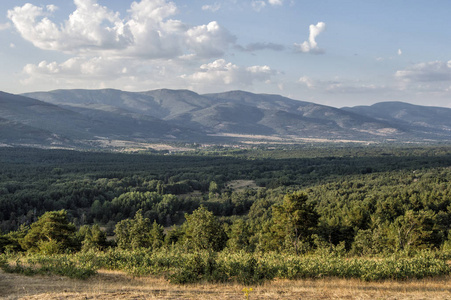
[{"x1": 1, "y1": 145, "x2": 450, "y2": 283}]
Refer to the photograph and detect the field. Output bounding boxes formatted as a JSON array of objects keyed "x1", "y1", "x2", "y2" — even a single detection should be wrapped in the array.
[{"x1": 1, "y1": 270, "x2": 450, "y2": 299}]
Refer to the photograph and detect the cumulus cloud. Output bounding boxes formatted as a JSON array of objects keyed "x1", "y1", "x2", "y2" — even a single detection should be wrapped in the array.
[
  {"x1": 186, "y1": 21, "x2": 236, "y2": 58},
  {"x1": 7, "y1": 1, "x2": 126, "y2": 52},
  {"x1": 295, "y1": 22, "x2": 326, "y2": 54},
  {"x1": 21, "y1": 56, "x2": 277, "y2": 93},
  {"x1": 23, "y1": 57, "x2": 135, "y2": 79},
  {"x1": 10, "y1": 0, "x2": 283, "y2": 93},
  {"x1": 395, "y1": 61, "x2": 451, "y2": 82},
  {"x1": 20, "y1": 55, "x2": 181, "y2": 91},
  {"x1": 7, "y1": 0, "x2": 236, "y2": 59},
  {"x1": 181, "y1": 59, "x2": 275, "y2": 89}
]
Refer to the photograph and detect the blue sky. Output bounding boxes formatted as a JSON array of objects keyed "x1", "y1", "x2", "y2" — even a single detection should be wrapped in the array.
[{"x1": 1, "y1": 0, "x2": 450, "y2": 108}]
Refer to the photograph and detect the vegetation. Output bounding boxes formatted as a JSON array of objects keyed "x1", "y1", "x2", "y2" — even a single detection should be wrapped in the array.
[{"x1": 0, "y1": 145, "x2": 450, "y2": 284}]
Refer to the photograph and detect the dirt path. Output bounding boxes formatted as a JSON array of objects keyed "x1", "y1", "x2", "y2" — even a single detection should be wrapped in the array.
[{"x1": 1, "y1": 270, "x2": 450, "y2": 299}]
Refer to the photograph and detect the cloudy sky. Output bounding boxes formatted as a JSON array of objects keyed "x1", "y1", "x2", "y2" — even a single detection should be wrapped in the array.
[{"x1": 1, "y1": 0, "x2": 451, "y2": 108}]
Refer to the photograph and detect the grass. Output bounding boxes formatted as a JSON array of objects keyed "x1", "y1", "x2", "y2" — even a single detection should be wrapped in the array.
[{"x1": 1, "y1": 269, "x2": 450, "y2": 299}]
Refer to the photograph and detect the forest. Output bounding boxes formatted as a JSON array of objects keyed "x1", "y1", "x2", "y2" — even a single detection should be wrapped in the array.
[{"x1": 0, "y1": 145, "x2": 450, "y2": 284}]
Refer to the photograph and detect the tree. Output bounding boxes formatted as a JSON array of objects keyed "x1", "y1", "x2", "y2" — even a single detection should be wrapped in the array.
[
  {"x1": 149, "y1": 220, "x2": 165, "y2": 250},
  {"x1": 390, "y1": 210, "x2": 435, "y2": 252},
  {"x1": 227, "y1": 219, "x2": 253, "y2": 252},
  {"x1": 182, "y1": 205, "x2": 226, "y2": 251},
  {"x1": 115, "y1": 210, "x2": 151, "y2": 250},
  {"x1": 20, "y1": 210, "x2": 76, "y2": 254},
  {"x1": 77, "y1": 224, "x2": 108, "y2": 252},
  {"x1": 272, "y1": 192, "x2": 318, "y2": 254}
]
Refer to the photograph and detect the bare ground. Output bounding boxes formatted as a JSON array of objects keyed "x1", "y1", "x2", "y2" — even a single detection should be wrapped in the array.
[{"x1": 1, "y1": 269, "x2": 450, "y2": 299}]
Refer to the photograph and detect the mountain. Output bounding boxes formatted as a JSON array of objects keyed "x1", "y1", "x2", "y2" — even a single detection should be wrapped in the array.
[
  {"x1": 23, "y1": 89, "x2": 403, "y2": 140},
  {"x1": 203, "y1": 91, "x2": 402, "y2": 139},
  {"x1": 342, "y1": 102, "x2": 451, "y2": 139},
  {"x1": 0, "y1": 89, "x2": 447, "y2": 148},
  {"x1": 0, "y1": 91, "x2": 197, "y2": 147}
]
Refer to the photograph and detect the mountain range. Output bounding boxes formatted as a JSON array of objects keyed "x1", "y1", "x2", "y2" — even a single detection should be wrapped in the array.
[{"x1": 0, "y1": 88, "x2": 450, "y2": 148}]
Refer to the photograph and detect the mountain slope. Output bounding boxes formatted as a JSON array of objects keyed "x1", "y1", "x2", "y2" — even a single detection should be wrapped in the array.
[
  {"x1": 205, "y1": 91, "x2": 402, "y2": 139},
  {"x1": 3, "y1": 89, "x2": 448, "y2": 147},
  {"x1": 0, "y1": 91, "x2": 99, "y2": 140},
  {"x1": 1, "y1": 91, "x2": 196, "y2": 146},
  {"x1": 343, "y1": 102, "x2": 451, "y2": 139}
]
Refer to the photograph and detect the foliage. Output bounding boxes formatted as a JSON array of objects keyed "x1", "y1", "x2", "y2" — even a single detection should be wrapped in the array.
[
  {"x1": 0, "y1": 145, "x2": 451, "y2": 284},
  {"x1": 77, "y1": 224, "x2": 108, "y2": 252},
  {"x1": 0, "y1": 253, "x2": 97, "y2": 279},
  {"x1": 19, "y1": 210, "x2": 76, "y2": 254},
  {"x1": 2, "y1": 249, "x2": 448, "y2": 284},
  {"x1": 182, "y1": 206, "x2": 227, "y2": 252},
  {"x1": 271, "y1": 191, "x2": 318, "y2": 254}
]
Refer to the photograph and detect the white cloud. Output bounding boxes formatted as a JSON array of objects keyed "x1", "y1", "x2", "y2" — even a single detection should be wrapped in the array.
[
  {"x1": 185, "y1": 21, "x2": 236, "y2": 58},
  {"x1": 395, "y1": 61, "x2": 451, "y2": 82},
  {"x1": 397, "y1": 49, "x2": 402, "y2": 56},
  {"x1": 22, "y1": 57, "x2": 277, "y2": 93},
  {"x1": 20, "y1": 55, "x2": 167, "y2": 91},
  {"x1": 23, "y1": 57, "x2": 135, "y2": 78},
  {"x1": 10, "y1": 0, "x2": 283, "y2": 93},
  {"x1": 8, "y1": 1, "x2": 125, "y2": 52},
  {"x1": 295, "y1": 22, "x2": 326, "y2": 54},
  {"x1": 202, "y1": 3, "x2": 221, "y2": 12},
  {"x1": 46, "y1": 5, "x2": 58, "y2": 13},
  {"x1": 181, "y1": 59, "x2": 275, "y2": 90},
  {"x1": 268, "y1": 0, "x2": 283, "y2": 5},
  {"x1": 10, "y1": 43, "x2": 15, "y2": 48},
  {"x1": 7, "y1": 0, "x2": 236, "y2": 59}
]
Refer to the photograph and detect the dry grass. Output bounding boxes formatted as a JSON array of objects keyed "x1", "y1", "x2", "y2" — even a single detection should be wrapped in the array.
[{"x1": 1, "y1": 269, "x2": 450, "y2": 300}]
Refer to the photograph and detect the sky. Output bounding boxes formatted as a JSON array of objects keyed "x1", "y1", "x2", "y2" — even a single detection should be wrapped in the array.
[{"x1": 1, "y1": 0, "x2": 451, "y2": 108}]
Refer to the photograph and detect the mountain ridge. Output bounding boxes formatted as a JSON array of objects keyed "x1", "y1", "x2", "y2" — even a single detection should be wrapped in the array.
[{"x1": 0, "y1": 88, "x2": 447, "y2": 148}]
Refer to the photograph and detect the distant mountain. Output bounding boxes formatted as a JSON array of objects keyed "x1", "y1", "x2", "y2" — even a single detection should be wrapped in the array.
[
  {"x1": 23, "y1": 89, "x2": 403, "y2": 140},
  {"x1": 342, "y1": 102, "x2": 451, "y2": 139},
  {"x1": 204, "y1": 91, "x2": 401, "y2": 139},
  {"x1": 0, "y1": 89, "x2": 447, "y2": 148}
]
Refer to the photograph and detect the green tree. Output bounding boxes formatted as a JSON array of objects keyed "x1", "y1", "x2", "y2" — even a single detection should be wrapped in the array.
[
  {"x1": 390, "y1": 210, "x2": 435, "y2": 252},
  {"x1": 20, "y1": 210, "x2": 76, "y2": 254},
  {"x1": 182, "y1": 205, "x2": 226, "y2": 251},
  {"x1": 149, "y1": 220, "x2": 165, "y2": 250},
  {"x1": 227, "y1": 219, "x2": 252, "y2": 252},
  {"x1": 77, "y1": 224, "x2": 108, "y2": 252},
  {"x1": 272, "y1": 191, "x2": 318, "y2": 254},
  {"x1": 115, "y1": 210, "x2": 151, "y2": 250}
]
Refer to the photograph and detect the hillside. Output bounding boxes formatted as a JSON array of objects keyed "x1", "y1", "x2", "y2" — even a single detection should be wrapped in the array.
[
  {"x1": 0, "y1": 89, "x2": 447, "y2": 147},
  {"x1": 343, "y1": 101, "x2": 451, "y2": 139}
]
